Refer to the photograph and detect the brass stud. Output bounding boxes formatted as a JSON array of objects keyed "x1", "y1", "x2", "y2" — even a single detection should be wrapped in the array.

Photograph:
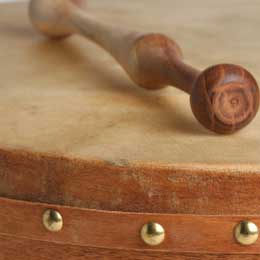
[
  {"x1": 141, "y1": 222, "x2": 165, "y2": 246},
  {"x1": 234, "y1": 221, "x2": 259, "y2": 245},
  {"x1": 43, "y1": 209, "x2": 63, "y2": 232}
]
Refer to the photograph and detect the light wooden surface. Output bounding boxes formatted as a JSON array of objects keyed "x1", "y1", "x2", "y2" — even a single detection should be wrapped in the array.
[{"x1": 0, "y1": 1, "x2": 260, "y2": 165}]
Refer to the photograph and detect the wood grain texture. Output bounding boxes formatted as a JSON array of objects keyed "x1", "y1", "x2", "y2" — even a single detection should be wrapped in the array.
[
  {"x1": 28, "y1": 0, "x2": 259, "y2": 134},
  {"x1": 191, "y1": 64, "x2": 259, "y2": 134},
  {"x1": 2, "y1": 234, "x2": 260, "y2": 260},
  {"x1": 1, "y1": 148, "x2": 260, "y2": 215},
  {"x1": 2, "y1": 197, "x2": 260, "y2": 254}
]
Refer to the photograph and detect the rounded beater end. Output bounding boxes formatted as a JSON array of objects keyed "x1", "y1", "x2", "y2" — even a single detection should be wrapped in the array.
[
  {"x1": 29, "y1": 0, "x2": 87, "y2": 38},
  {"x1": 190, "y1": 64, "x2": 260, "y2": 134}
]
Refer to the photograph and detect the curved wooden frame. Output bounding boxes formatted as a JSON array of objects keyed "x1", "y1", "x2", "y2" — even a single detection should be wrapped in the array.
[{"x1": 1, "y1": 148, "x2": 260, "y2": 215}]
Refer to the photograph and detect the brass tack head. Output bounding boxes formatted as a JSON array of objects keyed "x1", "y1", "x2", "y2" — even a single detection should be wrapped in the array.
[
  {"x1": 234, "y1": 221, "x2": 259, "y2": 245},
  {"x1": 141, "y1": 222, "x2": 165, "y2": 246},
  {"x1": 43, "y1": 209, "x2": 63, "y2": 232}
]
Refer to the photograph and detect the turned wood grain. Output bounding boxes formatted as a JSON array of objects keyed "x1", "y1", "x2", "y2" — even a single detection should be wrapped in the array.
[
  {"x1": 28, "y1": 0, "x2": 260, "y2": 134},
  {"x1": 191, "y1": 64, "x2": 260, "y2": 134}
]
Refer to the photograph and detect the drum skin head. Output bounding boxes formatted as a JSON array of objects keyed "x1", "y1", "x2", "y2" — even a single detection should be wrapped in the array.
[{"x1": 0, "y1": 2, "x2": 260, "y2": 166}]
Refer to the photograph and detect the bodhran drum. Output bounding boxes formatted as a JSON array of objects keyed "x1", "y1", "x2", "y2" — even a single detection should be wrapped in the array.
[{"x1": 1, "y1": 1, "x2": 260, "y2": 259}]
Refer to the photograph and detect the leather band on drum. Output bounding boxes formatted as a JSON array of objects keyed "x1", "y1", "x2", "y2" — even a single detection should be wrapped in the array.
[{"x1": 0, "y1": 196, "x2": 259, "y2": 254}]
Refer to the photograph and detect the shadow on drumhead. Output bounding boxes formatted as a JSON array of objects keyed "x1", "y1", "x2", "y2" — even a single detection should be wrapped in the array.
[{"x1": 28, "y1": 38, "x2": 211, "y2": 136}]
